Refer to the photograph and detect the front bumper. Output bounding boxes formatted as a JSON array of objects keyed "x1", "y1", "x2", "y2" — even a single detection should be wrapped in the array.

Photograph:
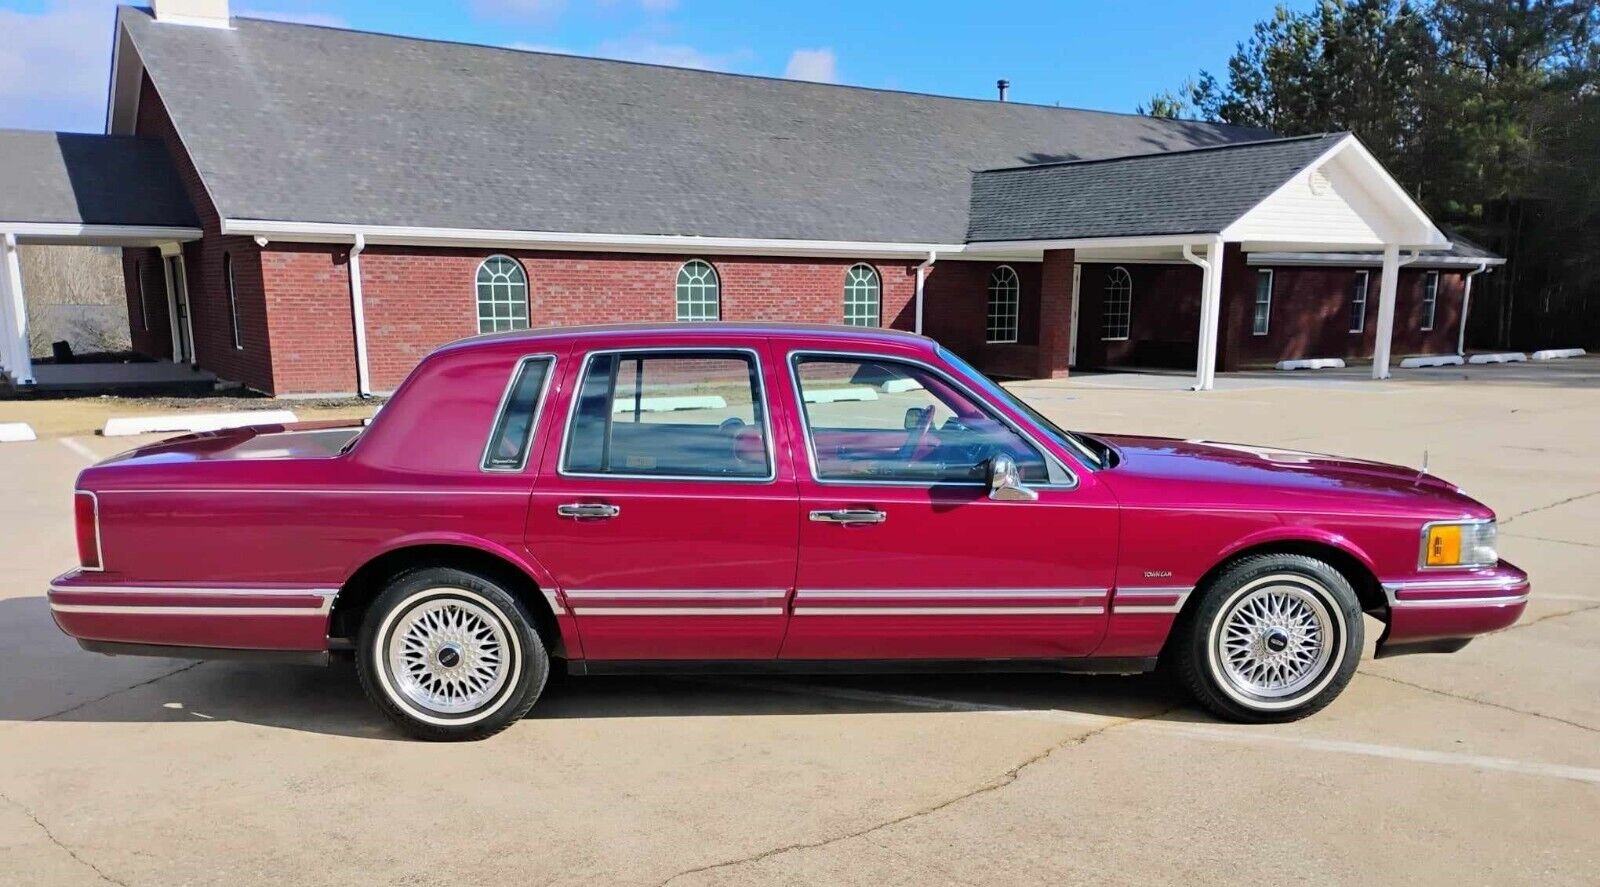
[{"x1": 1374, "y1": 561, "x2": 1529, "y2": 658}]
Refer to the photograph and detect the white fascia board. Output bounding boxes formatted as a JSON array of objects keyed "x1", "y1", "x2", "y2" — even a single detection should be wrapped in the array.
[
  {"x1": 223, "y1": 219, "x2": 965, "y2": 259},
  {"x1": 1248, "y1": 251, "x2": 1503, "y2": 269},
  {"x1": 2, "y1": 223, "x2": 204, "y2": 245},
  {"x1": 1219, "y1": 134, "x2": 1448, "y2": 248},
  {"x1": 964, "y1": 233, "x2": 1218, "y2": 253}
]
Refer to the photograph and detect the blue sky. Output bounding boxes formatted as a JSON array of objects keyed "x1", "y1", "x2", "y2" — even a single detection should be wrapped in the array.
[{"x1": 0, "y1": 0, "x2": 1310, "y2": 133}]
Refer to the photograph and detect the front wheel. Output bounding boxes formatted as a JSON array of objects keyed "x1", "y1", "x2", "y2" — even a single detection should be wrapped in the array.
[
  {"x1": 357, "y1": 567, "x2": 548, "y2": 741},
  {"x1": 1174, "y1": 554, "x2": 1363, "y2": 723}
]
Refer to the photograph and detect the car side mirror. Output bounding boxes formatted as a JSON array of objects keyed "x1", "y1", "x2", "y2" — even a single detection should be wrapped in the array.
[{"x1": 987, "y1": 453, "x2": 1038, "y2": 502}]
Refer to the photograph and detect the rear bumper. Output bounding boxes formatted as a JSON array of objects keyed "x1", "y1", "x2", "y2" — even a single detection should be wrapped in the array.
[
  {"x1": 1375, "y1": 562, "x2": 1529, "y2": 658},
  {"x1": 48, "y1": 570, "x2": 335, "y2": 653}
]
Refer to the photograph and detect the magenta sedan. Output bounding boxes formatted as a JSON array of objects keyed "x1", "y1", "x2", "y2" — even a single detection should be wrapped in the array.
[{"x1": 51, "y1": 324, "x2": 1528, "y2": 740}]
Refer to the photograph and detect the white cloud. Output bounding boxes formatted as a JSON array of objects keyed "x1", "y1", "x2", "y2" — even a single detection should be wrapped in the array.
[
  {"x1": 784, "y1": 47, "x2": 837, "y2": 83},
  {"x1": 472, "y1": 0, "x2": 569, "y2": 19},
  {"x1": 0, "y1": 0, "x2": 116, "y2": 131},
  {"x1": 593, "y1": 37, "x2": 752, "y2": 71}
]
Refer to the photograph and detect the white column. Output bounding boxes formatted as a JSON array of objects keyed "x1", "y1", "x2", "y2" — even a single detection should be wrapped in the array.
[
  {"x1": 1185, "y1": 236, "x2": 1225, "y2": 391},
  {"x1": 0, "y1": 233, "x2": 33, "y2": 386},
  {"x1": 913, "y1": 250, "x2": 936, "y2": 335},
  {"x1": 1372, "y1": 244, "x2": 1400, "y2": 379},
  {"x1": 348, "y1": 234, "x2": 371, "y2": 396}
]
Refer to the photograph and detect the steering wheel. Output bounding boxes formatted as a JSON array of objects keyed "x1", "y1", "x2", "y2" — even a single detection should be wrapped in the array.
[{"x1": 894, "y1": 407, "x2": 935, "y2": 464}]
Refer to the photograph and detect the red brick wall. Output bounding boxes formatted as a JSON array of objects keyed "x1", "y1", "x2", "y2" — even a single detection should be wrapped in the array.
[
  {"x1": 922, "y1": 260, "x2": 1045, "y2": 379},
  {"x1": 1073, "y1": 262, "x2": 1204, "y2": 370},
  {"x1": 133, "y1": 75, "x2": 274, "y2": 391}
]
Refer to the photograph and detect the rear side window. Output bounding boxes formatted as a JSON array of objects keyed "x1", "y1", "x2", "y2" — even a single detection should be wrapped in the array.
[
  {"x1": 562, "y1": 351, "x2": 771, "y2": 479},
  {"x1": 483, "y1": 356, "x2": 555, "y2": 470}
]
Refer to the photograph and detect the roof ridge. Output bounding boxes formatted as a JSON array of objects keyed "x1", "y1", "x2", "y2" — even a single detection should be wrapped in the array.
[
  {"x1": 222, "y1": 13, "x2": 1266, "y2": 135},
  {"x1": 976, "y1": 132, "x2": 1346, "y2": 174}
]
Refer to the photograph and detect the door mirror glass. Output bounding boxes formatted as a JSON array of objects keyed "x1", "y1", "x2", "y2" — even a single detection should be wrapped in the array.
[{"x1": 988, "y1": 453, "x2": 1037, "y2": 501}]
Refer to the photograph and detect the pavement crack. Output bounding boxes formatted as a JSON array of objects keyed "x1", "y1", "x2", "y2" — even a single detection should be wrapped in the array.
[
  {"x1": 654, "y1": 703, "x2": 1179, "y2": 886},
  {"x1": 1510, "y1": 601, "x2": 1600, "y2": 630},
  {"x1": 1502, "y1": 489, "x2": 1600, "y2": 524},
  {"x1": 1500, "y1": 532, "x2": 1600, "y2": 549},
  {"x1": 35, "y1": 661, "x2": 202, "y2": 722},
  {"x1": 1360, "y1": 670, "x2": 1599, "y2": 735},
  {"x1": 0, "y1": 791, "x2": 128, "y2": 886}
]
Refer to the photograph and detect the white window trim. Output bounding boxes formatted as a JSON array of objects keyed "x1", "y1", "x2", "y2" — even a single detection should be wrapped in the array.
[
  {"x1": 136, "y1": 260, "x2": 150, "y2": 331},
  {"x1": 842, "y1": 263, "x2": 881, "y2": 328},
  {"x1": 985, "y1": 264, "x2": 1020, "y2": 345},
  {"x1": 1350, "y1": 270, "x2": 1369, "y2": 334},
  {"x1": 224, "y1": 253, "x2": 243, "y2": 350},
  {"x1": 675, "y1": 259, "x2": 722, "y2": 322},
  {"x1": 1253, "y1": 269, "x2": 1274, "y2": 337},
  {"x1": 1101, "y1": 265, "x2": 1133, "y2": 342},
  {"x1": 1421, "y1": 270, "x2": 1439, "y2": 331},
  {"x1": 475, "y1": 254, "x2": 531, "y2": 334}
]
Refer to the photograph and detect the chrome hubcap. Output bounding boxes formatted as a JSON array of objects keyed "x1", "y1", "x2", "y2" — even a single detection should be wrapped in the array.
[
  {"x1": 1216, "y1": 582, "x2": 1334, "y2": 698},
  {"x1": 387, "y1": 595, "x2": 510, "y2": 715}
]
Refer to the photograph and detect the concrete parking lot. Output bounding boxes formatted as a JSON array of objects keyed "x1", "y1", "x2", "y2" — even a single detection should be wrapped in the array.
[{"x1": 2, "y1": 359, "x2": 1598, "y2": 886}]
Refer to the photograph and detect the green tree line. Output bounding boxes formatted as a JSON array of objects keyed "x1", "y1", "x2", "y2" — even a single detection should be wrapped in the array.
[{"x1": 1143, "y1": 0, "x2": 1600, "y2": 350}]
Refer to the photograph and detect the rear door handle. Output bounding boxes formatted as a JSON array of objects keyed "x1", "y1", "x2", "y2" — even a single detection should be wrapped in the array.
[
  {"x1": 809, "y1": 508, "x2": 886, "y2": 525},
  {"x1": 557, "y1": 503, "x2": 620, "y2": 519}
]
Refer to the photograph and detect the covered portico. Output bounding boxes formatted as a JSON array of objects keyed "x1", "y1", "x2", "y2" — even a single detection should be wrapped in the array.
[
  {"x1": 0, "y1": 130, "x2": 200, "y2": 386},
  {"x1": 964, "y1": 133, "x2": 1451, "y2": 389}
]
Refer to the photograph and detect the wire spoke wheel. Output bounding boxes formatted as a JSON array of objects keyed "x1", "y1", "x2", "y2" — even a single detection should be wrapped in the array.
[
  {"x1": 386, "y1": 593, "x2": 511, "y2": 715},
  {"x1": 1213, "y1": 578, "x2": 1335, "y2": 700}
]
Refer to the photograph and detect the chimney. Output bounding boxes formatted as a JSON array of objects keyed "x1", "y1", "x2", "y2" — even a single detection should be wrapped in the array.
[
  {"x1": 152, "y1": 0, "x2": 231, "y2": 28},
  {"x1": 997, "y1": 79, "x2": 1010, "y2": 102}
]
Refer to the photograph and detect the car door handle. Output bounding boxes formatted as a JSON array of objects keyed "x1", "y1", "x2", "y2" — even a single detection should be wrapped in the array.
[
  {"x1": 557, "y1": 503, "x2": 620, "y2": 519},
  {"x1": 808, "y1": 508, "x2": 886, "y2": 525}
]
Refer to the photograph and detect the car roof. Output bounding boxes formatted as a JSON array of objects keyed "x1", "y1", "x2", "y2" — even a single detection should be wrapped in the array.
[{"x1": 456, "y1": 322, "x2": 937, "y2": 351}]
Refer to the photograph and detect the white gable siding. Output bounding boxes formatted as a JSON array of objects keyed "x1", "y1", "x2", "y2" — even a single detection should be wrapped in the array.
[{"x1": 1222, "y1": 141, "x2": 1410, "y2": 247}]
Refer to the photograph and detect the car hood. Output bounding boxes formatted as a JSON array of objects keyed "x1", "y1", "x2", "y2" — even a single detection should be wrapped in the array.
[{"x1": 1092, "y1": 434, "x2": 1488, "y2": 514}]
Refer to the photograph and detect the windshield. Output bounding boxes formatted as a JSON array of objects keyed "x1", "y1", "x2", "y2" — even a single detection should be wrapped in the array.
[{"x1": 937, "y1": 346, "x2": 1107, "y2": 470}]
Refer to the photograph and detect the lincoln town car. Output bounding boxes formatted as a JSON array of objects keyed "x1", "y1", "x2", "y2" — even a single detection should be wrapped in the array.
[{"x1": 50, "y1": 324, "x2": 1530, "y2": 740}]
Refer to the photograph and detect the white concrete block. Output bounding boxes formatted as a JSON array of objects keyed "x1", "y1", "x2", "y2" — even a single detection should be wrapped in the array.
[
  {"x1": 803, "y1": 386, "x2": 880, "y2": 403},
  {"x1": 102, "y1": 410, "x2": 298, "y2": 437},
  {"x1": 1531, "y1": 348, "x2": 1586, "y2": 361},
  {"x1": 1400, "y1": 355, "x2": 1465, "y2": 368},
  {"x1": 0, "y1": 422, "x2": 36, "y2": 442},
  {"x1": 1468, "y1": 352, "x2": 1527, "y2": 364},
  {"x1": 611, "y1": 396, "x2": 726, "y2": 413},
  {"x1": 879, "y1": 378, "x2": 925, "y2": 394},
  {"x1": 1275, "y1": 358, "x2": 1346, "y2": 371}
]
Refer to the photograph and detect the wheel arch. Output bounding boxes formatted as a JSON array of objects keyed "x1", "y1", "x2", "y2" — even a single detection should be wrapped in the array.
[
  {"x1": 1186, "y1": 533, "x2": 1387, "y2": 623},
  {"x1": 330, "y1": 537, "x2": 575, "y2": 658}
]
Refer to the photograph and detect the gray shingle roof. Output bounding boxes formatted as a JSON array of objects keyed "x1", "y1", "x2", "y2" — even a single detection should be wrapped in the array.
[
  {"x1": 967, "y1": 134, "x2": 1345, "y2": 242},
  {"x1": 119, "y1": 7, "x2": 1274, "y2": 243},
  {"x1": 0, "y1": 129, "x2": 199, "y2": 228}
]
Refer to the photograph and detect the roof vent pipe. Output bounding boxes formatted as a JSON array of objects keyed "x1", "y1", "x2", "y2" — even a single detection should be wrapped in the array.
[{"x1": 997, "y1": 79, "x2": 1010, "y2": 102}]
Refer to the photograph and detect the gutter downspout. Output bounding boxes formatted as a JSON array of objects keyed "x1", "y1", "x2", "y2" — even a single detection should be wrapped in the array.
[
  {"x1": 914, "y1": 250, "x2": 937, "y2": 335},
  {"x1": 1457, "y1": 261, "x2": 1489, "y2": 357},
  {"x1": 1182, "y1": 238, "x2": 1223, "y2": 391},
  {"x1": 348, "y1": 234, "x2": 372, "y2": 398}
]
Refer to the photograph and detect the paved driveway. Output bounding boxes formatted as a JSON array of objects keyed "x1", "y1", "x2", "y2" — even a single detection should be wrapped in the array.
[{"x1": 2, "y1": 360, "x2": 1597, "y2": 885}]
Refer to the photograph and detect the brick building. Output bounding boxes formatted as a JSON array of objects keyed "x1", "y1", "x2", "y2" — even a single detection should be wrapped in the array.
[{"x1": 0, "y1": 1, "x2": 1500, "y2": 395}]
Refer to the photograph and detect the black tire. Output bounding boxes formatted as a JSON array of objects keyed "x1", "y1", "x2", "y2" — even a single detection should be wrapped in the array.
[
  {"x1": 356, "y1": 566, "x2": 548, "y2": 741},
  {"x1": 1174, "y1": 553, "x2": 1363, "y2": 723}
]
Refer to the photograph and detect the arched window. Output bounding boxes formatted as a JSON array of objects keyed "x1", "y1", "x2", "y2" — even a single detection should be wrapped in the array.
[
  {"x1": 476, "y1": 255, "x2": 529, "y2": 334},
  {"x1": 985, "y1": 265, "x2": 1020, "y2": 344},
  {"x1": 1102, "y1": 266, "x2": 1132, "y2": 341},
  {"x1": 223, "y1": 252, "x2": 242, "y2": 349},
  {"x1": 842, "y1": 263, "x2": 881, "y2": 327},
  {"x1": 676, "y1": 259, "x2": 720, "y2": 321}
]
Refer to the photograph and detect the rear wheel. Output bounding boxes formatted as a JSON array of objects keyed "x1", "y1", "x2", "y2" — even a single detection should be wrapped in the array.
[
  {"x1": 1175, "y1": 554, "x2": 1362, "y2": 723},
  {"x1": 357, "y1": 567, "x2": 547, "y2": 741}
]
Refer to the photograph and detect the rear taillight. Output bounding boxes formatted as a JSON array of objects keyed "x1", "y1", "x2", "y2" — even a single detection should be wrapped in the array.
[{"x1": 74, "y1": 491, "x2": 102, "y2": 570}]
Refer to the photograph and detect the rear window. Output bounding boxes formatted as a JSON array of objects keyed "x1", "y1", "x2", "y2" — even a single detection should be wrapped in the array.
[
  {"x1": 561, "y1": 351, "x2": 771, "y2": 480},
  {"x1": 482, "y1": 356, "x2": 555, "y2": 470}
]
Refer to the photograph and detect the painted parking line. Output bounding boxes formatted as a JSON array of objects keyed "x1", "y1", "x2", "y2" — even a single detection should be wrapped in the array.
[
  {"x1": 699, "y1": 678, "x2": 1600, "y2": 786},
  {"x1": 59, "y1": 437, "x2": 101, "y2": 462}
]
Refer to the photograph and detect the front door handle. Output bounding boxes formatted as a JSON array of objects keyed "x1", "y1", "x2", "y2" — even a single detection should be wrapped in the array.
[
  {"x1": 557, "y1": 502, "x2": 620, "y2": 519},
  {"x1": 809, "y1": 508, "x2": 886, "y2": 525}
]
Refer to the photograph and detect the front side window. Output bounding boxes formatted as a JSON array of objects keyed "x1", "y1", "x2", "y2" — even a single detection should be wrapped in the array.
[
  {"x1": 1421, "y1": 271, "x2": 1439, "y2": 331},
  {"x1": 843, "y1": 264, "x2": 881, "y2": 327},
  {"x1": 986, "y1": 266, "x2": 1020, "y2": 344},
  {"x1": 1350, "y1": 270, "x2": 1369, "y2": 334},
  {"x1": 675, "y1": 260, "x2": 721, "y2": 322},
  {"x1": 483, "y1": 356, "x2": 555, "y2": 470},
  {"x1": 476, "y1": 255, "x2": 530, "y2": 334},
  {"x1": 224, "y1": 252, "x2": 242, "y2": 349},
  {"x1": 1102, "y1": 266, "x2": 1132, "y2": 340},
  {"x1": 792, "y1": 355, "x2": 1048, "y2": 484},
  {"x1": 563, "y1": 351, "x2": 769, "y2": 479},
  {"x1": 1253, "y1": 269, "x2": 1274, "y2": 336}
]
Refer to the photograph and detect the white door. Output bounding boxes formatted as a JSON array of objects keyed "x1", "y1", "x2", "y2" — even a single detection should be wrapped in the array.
[{"x1": 164, "y1": 255, "x2": 194, "y2": 364}]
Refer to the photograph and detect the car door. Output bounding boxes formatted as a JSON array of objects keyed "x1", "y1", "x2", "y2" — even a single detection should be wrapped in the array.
[
  {"x1": 777, "y1": 345, "x2": 1118, "y2": 660},
  {"x1": 525, "y1": 341, "x2": 799, "y2": 660}
]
